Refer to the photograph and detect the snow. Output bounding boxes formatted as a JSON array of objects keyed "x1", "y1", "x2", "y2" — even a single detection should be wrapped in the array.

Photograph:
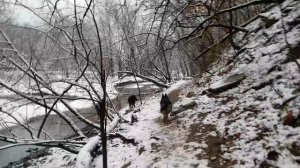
[
  {"x1": 28, "y1": 148, "x2": 77, "y2": 168},
  {"x1": 209, "y1": 73, "x2": 246, "y2": 92},
  {"x1": 0, "y1": 98, "x2": 93, "y2": 127},
  {"x1": 77, "y1": 136, "x2": 101, "y2": 168},
  {"x1": 164, "y1": 80, "x2": 192, "y2": 95},
  {"x1": 195, "y1": 0, "x2": 300, "y2": 167},
  {"x1": 4, "y1": 0, "x2": 300, "y2": 167},
  {"x1": 75, "y1": 79, "x2": 207, "y2": 168}
]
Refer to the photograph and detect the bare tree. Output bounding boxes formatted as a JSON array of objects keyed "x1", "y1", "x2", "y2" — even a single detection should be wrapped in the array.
[
  {"x1": 0, "y1": 0, "x2": 282, "y2": 167},
  {"x1": 141, "y1": 0, "x2": 278, "y2": 76},
  {"x1": 0, "y1": 2, "x2": 123, "y2": 164}
]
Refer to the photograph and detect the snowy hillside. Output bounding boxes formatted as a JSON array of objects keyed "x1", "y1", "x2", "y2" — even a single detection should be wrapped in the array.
[{"x1": 19, "y1": 0, "x2": 300, "y2": 167}]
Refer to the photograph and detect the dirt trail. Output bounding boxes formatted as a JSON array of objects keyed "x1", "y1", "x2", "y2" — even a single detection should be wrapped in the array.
[{"x1": 109, "y1": 82, "x2": 228, "y2": 167}]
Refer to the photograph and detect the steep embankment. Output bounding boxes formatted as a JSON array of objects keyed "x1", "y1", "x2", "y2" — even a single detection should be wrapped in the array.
[
  {"x1": 194, "y1": 0, "x2": 300, "y2": 167},
  {"x1": 22, "y1": 0, "x2": 300, "y2": 167},
  {"x1": 96, "y1": 0, "x2": 300, "y2": 167}
]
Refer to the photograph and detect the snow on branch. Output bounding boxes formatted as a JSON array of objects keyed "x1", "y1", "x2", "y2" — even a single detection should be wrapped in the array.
[
  {"x1": 116, "y1": 71, "x2": 169, "y2": 88},
  {"x1": 0, "y1": 135, "x2": 85, "y2": 153}
]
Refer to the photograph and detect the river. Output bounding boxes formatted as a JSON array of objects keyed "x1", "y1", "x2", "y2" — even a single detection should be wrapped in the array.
[
  {"x1": 0, "y1": 94, "x2": 132, "y2": 167},
  {"x1": 0, "y1": 80, "x2": 160, "y2": 167}
]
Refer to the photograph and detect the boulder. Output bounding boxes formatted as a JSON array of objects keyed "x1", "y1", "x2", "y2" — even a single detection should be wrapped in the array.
[
  {"x1": 208, "y1": 73, "x2": 246, "y2": 93},
  {"x1": 170, "y1": 99, "x2": 197, "y2": 116}
]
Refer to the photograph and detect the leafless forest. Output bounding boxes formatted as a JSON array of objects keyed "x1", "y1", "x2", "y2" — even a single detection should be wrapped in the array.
[{"x1": 0, "y1": 0, "x2": 289, "y2": 167}]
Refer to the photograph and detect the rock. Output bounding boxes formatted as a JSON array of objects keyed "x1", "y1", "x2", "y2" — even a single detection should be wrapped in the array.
[
  {"x1": 210, "y1": 156, "x2": 217, "y2": 161},
  {"x1": 170, "y1": 99, "x2": 197, "y2": 116},
  {"x1": 131, "y1": 114, "x2": 138, "y2": 124},
  {"x1": 292, "y1": 87, "x2": 300, "y2": 94},
  {"x1": 283, "y1": 111, "x2": 294, "y2": 125},
  {"x1": 260, "y1": 16, "x2": 278, "y2": 28},
  {"x1": 283, "y1": 111, "x2": 299, "y2": 127},
  {"x1": 166, "y1": 80, "x2": 192, "y2": 103},
  {"x1": 186, "y1": 91, "x2": 195, "y2": 98},
  {"x1": 139, "y1": 146, "x2": 145, "y2": 155},
  {"x1": 260, "y1": 160, "x2": 272, "y2": 168},
  {"x1": 289, "y1": 142, "x2": 300, "y2": 164},
  {"x1": 124, "y1": 109, "x2": 132, "y2": 115},
  {"x1": 280, "y1": 94, "x2": 300, "y2": 109},
  {"x1": 90, "y1": 143, "x2": 102, "y2": 158},
  {"x1": 288, "y1": 17, "x2": 300, "y2": 27},
  {"x1": 133, "y1": 108, "x2": 141, "y2": 113},
  {"x1": 289, "y1": 142, "x2": 300, "y2": 156},
  {"x1": 287, "y1": 43, "x2": 300, "y2": 62},
  {"x1": 208, "y1": 73, "x2": 246, "y2": 93},
  {"x1": 150, "y1": 136, "x2": 160, "y2": 141},
  {"x1": 182, "y1": 100, "x2": 197, "y2": 109},
  {"x1": 201, "y1": 90, "x2": 208, "y2": 95},
  {"x1": 259, "y1": 10, "x2": 280, "y2": 28},
  {"x1": 267, "y1": 151, "x2": 279, "y2": 161},
  {"x1": 282, "y1": 6, "x2": 293, "y2": 14},
  {"x1": 167, "y1": 88, "x2": 181, "y2": 103},
  {"x1": 123, "y1": 108, "x2": 140, "y2": 115},
  {"x1": 114, "y1": 80, "x2": 162, "y2": 95}
]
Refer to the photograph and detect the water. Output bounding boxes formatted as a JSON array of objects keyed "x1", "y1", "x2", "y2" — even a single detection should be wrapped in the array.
[
  {"x1": 0, "y1": 141, "x2": 44, "y2": 167},
  {"x1": 0, "y1": 108, "x2": 96, "y2": 167},
  {"x1": 0, "y1": 81, "x2": 156, "y2": 167},
  {"x1": 0, "y1": 94, "x2": 131, "y2": 167}
]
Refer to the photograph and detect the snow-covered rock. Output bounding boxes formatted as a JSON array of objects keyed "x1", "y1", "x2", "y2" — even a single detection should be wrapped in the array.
[{"x1": 209, "y1": 73, "x2": 246, "y2": 93}]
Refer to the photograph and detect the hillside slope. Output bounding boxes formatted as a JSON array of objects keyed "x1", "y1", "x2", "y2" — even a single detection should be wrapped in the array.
[{"x1": 194, "y1": 0, "x2": 300, "y2": 167}]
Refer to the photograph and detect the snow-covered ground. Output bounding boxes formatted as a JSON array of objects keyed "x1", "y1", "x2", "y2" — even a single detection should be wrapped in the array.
[
  {"x1": 5, "y1": 0, "x2": 300, "y2": 167},
  {"x1": 199, "y1": 0, "x2": 300, "y2": 167}
]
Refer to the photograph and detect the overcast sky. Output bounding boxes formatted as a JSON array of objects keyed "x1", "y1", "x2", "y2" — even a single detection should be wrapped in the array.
[
  {"x1": 4, "y1": 0, "x2": 138, "y2": 27},
  {"x1": 5, "y1": 0, "x2": 88, "y2": 26}
]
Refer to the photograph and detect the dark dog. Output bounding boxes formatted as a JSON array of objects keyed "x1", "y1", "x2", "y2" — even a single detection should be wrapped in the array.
[
  {"x1": 160, "y1": 94, "x2": 172, "y2": 123},
  {"x1": 128, "y1": 95, "x2": 138, "y2": 108}
]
